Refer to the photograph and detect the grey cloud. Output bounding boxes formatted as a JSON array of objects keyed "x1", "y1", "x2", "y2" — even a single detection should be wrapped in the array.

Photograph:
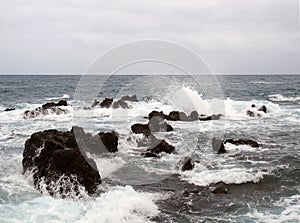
[{"x1": 0, "y1": 0, "x2": 299, "y2": 74}]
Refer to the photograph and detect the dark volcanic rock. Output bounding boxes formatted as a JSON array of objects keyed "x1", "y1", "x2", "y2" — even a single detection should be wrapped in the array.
[
  {"x1": 91, "y1": 99, "x2": 101, "y2": 108},
  {"x1": 258, "y1": 105, "x2": 267, "y2": 113},
  {"x1": 131, "y1": 123, "x2": 151, "y2": 137},
  {"x1": 23, "y1": 128, "x2": 101, "y2": 197},
  {"x1": 148, "y1": 116, "x2": 173, "y2": 133},
  {"x1": 120, "y1": 95, "x2": 138, "y2": 102},
  {"x1": 91, "y1": 97, "x2": 132, "y2": 109},
  {"x1": 112, "y1": 100, "x2": 130, "y2": 109},
  {"x1": 148, "y1": 110, "x2": 218, "y2": 122},
  {"x1": 24, "y1": 107, "x2": 69, "y2": 119},
  {"x1": 136, "y1": 134, "x2": 162, "y2": 147},
  {"x1": 246, "y1": 104, "x2": 267, "y2": 117},
  {"x1": 212, "y1": 137, "x2": 226, "y2": 154},
  {"x1": 141, "y1": 151, "x2": 160, "y2": 158},
  {"x1": 167, "y1": 111, "x2": 189, "y2": 121},
  {"x1": 146, "y1": 139, "x2": 175, "y2": 154},
  {"x1": 4, "y1": 108, "x2": 15, "y2": 112},
  {"x1": 24, "y1": 100, "x2": 69, "y2": 119},
  {"x1": 179, "y1": 157, "x2": 195, "y2": 171},
  {"x1": 246, "y1": 110, "x2": 255, "y2": 117},
  {"x1": 199, "y1": 114, "x2": 223, "y2": 121},
  {"x1": 224, "y1": 138, "x2": 259, "y2": 147},
  {"x1": 98, "y1": 131, "x2": 119, "y2": 152},
  {"x1": 71, "y1": 126, "x2": 119, "y2": 154},
  {"x1": 189, "y1": 111, "x2": 199, "y2": 121},
  {"x1": 100, "y1": 98, "x2": 113, "y2": 108},
  {"x1": 212, "y1": 137, "x2": 259, "y2": 154},
  {"x1": 42, "y1": 100, "x2": 68, "y2": 109},
  {"x1": 148, "y1": 111, "x2": 166, "y2": 120},
  {"x1": 131, "y1": 117, "x2": 173, "y2": 137},
  {"x1": 211, "y1": 183, "x2": 229, "y2": 194}
]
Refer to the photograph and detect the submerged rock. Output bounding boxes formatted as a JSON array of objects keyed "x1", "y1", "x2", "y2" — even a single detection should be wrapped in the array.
[
  {"x1": 142, "y1": 151, "x2": 160, "y2": 158},
  {"x1": 224, "y1": 138, "x2": 259, "y2": 147},
  {"x1": 4, "y1": 108, "x2": 15, "y2": 112},
  {"x1": 112, "y1": 100, "x2": 130, "y2": 109},
  {"x1": 91, "y1": 96, "x2": 134, "y2": 109},
  {"x1": 258, "y1": 105, "x2": 267, "y2": 113},
  {"x1": 148, "y1": 110, "x2": 220, "y2": 122},
  {"x1": 211, "y1": 182, "x2": 229, "y2": 194},
  {"x1": 246, "y1": 104, "x2": 267, "y2": 117},
  {"x1": 23, "y1": 128, "x2": 101, "y2": 197},
  {"x1": 199, "y1": 114, "x2": 223, "y2": 121},
  {"x1": 143, "y1": 139, "x2": 175, "y2": 155},
  {"x1": 213, "y1": 137, "x2": 259, "y2": 154},
  {"x1": 120, "y1": 94, "x2": 138, "y2": 102},
  {"x1": 24, "y1": 107, "x2": 69, "y2": 119},
  {"x1": 23, "y1": 100, "x2": 69, "y2": 119}
]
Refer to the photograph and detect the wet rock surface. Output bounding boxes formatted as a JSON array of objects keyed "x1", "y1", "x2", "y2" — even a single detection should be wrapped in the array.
[
  {"x1": 212, "y1": 137, "x2": 259, "y2": 154},
  {"x1": 42, "y1": 100, "x2": 68, "y2": 109},
  {"x1": 22, "y1": 128, "x2": 102, "y2": 197},
  {"x1": 22, "y1": 127, "x2": 119, "y2": 197},
  {"x1": 178, "y1": 157, "x2": 195, "y2": 171},
  {"x1": 148, "y1": 110, "x2": 222, "y2": 122},
  {"x1": 23, "y1": 100, "x2": 69, "y2": 119}
]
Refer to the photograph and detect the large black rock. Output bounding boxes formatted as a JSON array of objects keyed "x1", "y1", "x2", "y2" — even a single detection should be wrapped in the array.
[{"x1": 23, "y1": 127, "x2": 118, "y2": 197}]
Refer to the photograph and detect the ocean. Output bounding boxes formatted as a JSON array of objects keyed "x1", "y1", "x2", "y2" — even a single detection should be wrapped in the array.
[{"x1": 0, "y1": 75, "x2": 299, "y2": 223}]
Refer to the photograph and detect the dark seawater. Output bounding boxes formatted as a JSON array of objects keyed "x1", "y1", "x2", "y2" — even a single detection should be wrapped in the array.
[{"x1": 0, "y1": 75, "x2": 299, "y2": 223}]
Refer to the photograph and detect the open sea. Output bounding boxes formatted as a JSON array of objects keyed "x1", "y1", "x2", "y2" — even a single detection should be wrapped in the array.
[{"x1": 0, "y1": 75, "x2": 299, "y2": 223}]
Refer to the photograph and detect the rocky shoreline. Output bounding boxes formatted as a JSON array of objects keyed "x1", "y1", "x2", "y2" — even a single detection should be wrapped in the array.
[{"x1": 21, "y1": 96, "x2": 263, "y2": 198}]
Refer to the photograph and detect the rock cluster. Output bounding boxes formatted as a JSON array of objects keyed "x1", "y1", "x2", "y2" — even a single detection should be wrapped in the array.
[
  {"x1": 24, "y1": 100, "x2": 69, "y2": 119},
  {"x1": 148, "y1": 110, "x2": 223, "y2": 121}
]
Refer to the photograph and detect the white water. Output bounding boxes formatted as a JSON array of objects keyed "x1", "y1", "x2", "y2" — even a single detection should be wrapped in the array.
[
  {"x1": 0, "y1": 85, "x2": 299, "y2": 222},
  {"x1": 0, "y1": 186, "x2": 160, "y2": 223},
  {"x1": 268, "y1": 94, "x2": 300, "y2": 103}
]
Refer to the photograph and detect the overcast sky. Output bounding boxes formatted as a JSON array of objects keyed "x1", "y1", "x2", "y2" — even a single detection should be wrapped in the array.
[{"x1": 0, "y1": 0, "x2": 300, "y2": 74}]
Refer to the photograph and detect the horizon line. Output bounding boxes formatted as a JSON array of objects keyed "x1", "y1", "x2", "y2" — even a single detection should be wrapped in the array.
[{"x1": 0, "y1": 73, "x2": 300, "y2": 75}]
